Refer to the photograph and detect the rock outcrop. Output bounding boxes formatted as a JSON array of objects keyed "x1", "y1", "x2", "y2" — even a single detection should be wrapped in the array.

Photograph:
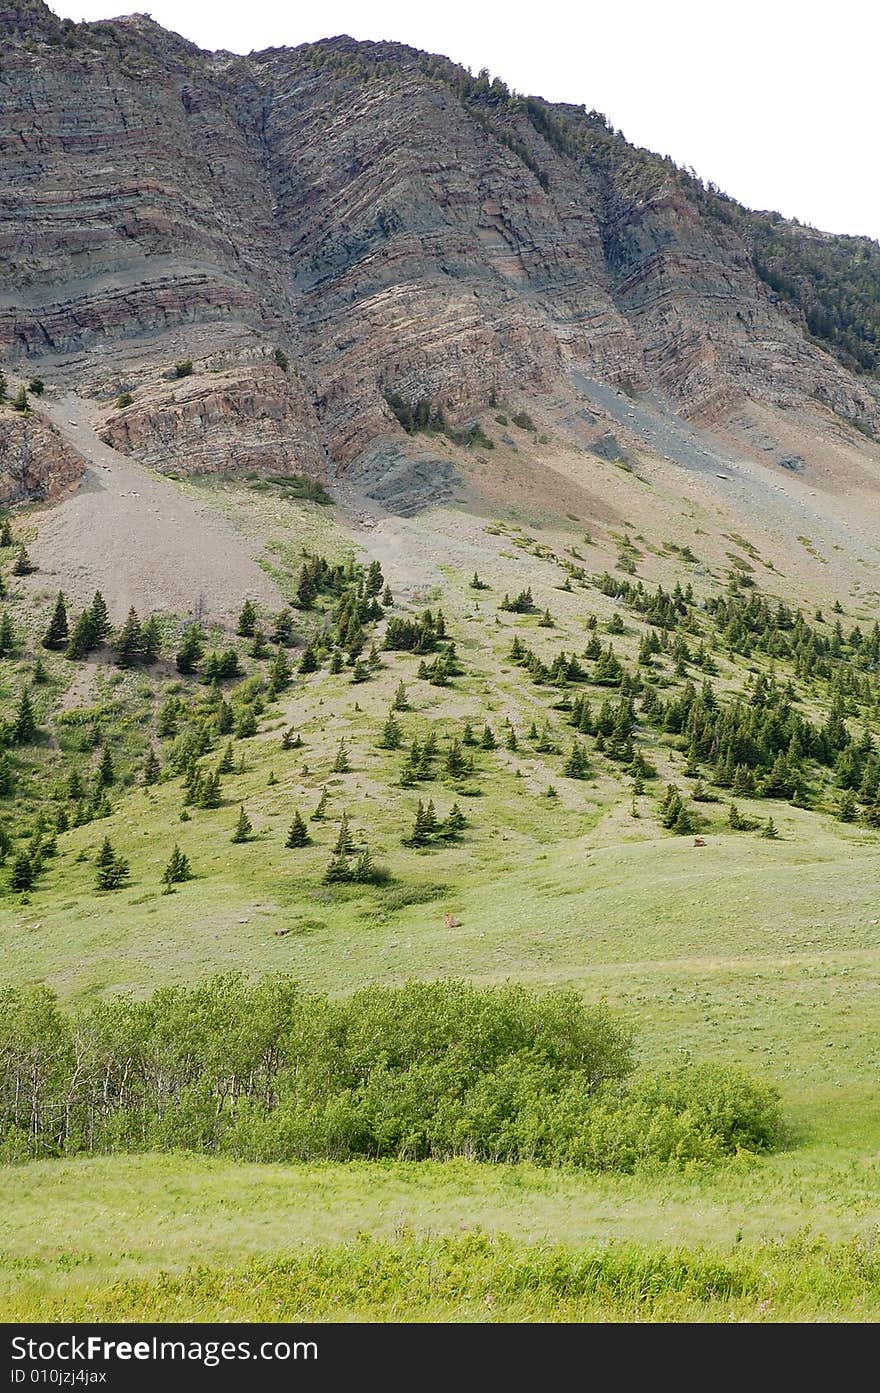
[
  {"x1": 0, "y1": 407, "x2": 85, "y2": 506},
  {"x1": 0, "y1": 3, "x2": 877, "y2": 498}
]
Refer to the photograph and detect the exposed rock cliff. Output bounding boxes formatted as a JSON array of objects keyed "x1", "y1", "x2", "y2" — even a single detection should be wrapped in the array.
[{"x1": 0, "y1": 2, "x2": 877, "y2": 499}]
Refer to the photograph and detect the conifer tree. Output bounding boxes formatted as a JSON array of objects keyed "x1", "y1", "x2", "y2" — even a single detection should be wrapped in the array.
[
  {"x1": 10, "y1": 853, "x2": 33, "y2": 891},
  {"x1": 42, "y1": 593, "x2": 68, "y2": 650},
  {"x1": 162, "y1": 845, "x2": 192, "y2": 890},
  {"x1": 142, "y1": 746, "x2": 161, "y2": 786},
  {"x1": 96, "y1": 746, "x2": 114, "y2": 787},
  {"x1": 563, "y1": 742, "x2": 590, "y2": 780},
  {"x1": 333, "y1": 812, "x2": 355, "y2": 855},
  {"x1": 329, "y1": 648, "x2": 344, "y2": 674},
  {"x1": 323, "y1": 852, "x2": 352, "y2": 884},
  {"x1": 231, "y1": 804, "x2": 252, "y2": 843},
  {"x1": 271, "y1": 610, "x2": 295, "y2": 646},
  {"x1": 0, "y1": 611, "x2": 14, "y2": 658},
  {"x1": 268, "y1": 647, "x2": 292, "y2": 692},
  {"x1": 217, "y1": 741, "x2": 235, "y2": 774},
  {"x1": 176, "y1": 625, "x2": 203, "y2": 674},
  {"x1": 12, "y1": 688, "x2": 37, "y2": 745},
  {"x1": 382, "y1": 584, "x2": 393, "y2": 607},
  {"x1": 61, "y1": 613, "x2": 87, "y2": 662},
  {"x1": 114, "y1": 608, "x2": 143, "y2": 668},
  {"x1": 311, "y1": 786, "x2": 329, "y2": 820},
  {"x1": 331, "y1": 739, "x2": 351, "y2": 773},
  {"x1": 237, "y1": 600, "x2": 257, "y2": 637},
  {"x1": 89, "y1": 592, "x2": 111, "y2": 642},
  {"x1": 285, "y1": 811, "x2": 310, "y2": 848},
  {"x1": 236, "y1": 707, "x2": 257, "y2": 739},
  {"x1": 443, "y1": 803, "x2": 467, "y2": 837},
  {"x1": 378, "y1": 712, "x2": 403, "y2": 750},
  {"x1": 281, "y1": 726, "x2": 302, "y2": 750},
  {"x1": 0, "y1": 755, "x2": 14, "y2": 798},
  {"x1": 298, "y1": 645, "x2": 318, "y2": 674},
  {"x1": 480, "y1": 724, "x2": 496, "y2": 751},
  {"x1": 12, "y1": 544, "x2": 34, "y2": 576},
  {"x1": 0, "y1": 517, "x2": 12, "y2": 546},
  {"x1": 216, "y1": 700, "x2": 234, "y2": 735},
  {"x1": 392, "y1": 681, "x2": 410, "y2": 711},
  {"x1": 199, "y1": 769, "x2": 222, "y2": 809},
  {"x1": 352, "y1": 848, "x2": 379, "y2": 883},
  {"x1": 761, "y1": 816, "x2": 779, "y2": 839},
  {"x1": 249, "y1": 628, "x2": 269, "y2": 660},
  {"x1": 140, "y1": 614, "x2": 162, "y2": 665}
]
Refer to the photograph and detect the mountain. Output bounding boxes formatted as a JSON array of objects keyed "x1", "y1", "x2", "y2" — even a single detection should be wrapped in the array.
[{"x1": 1, "y1": 0, "x2": 878, "y2": 505}]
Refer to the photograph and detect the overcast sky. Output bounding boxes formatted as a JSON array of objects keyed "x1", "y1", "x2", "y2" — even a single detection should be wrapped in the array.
[{"x1": 49, "y1": 0, "x2": 880, "y2": 242}]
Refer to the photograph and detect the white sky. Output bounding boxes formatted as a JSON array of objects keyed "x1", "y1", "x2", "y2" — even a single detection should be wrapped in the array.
[{"x1": 49, "y1": 0, "x2": 880, "y2": 241}]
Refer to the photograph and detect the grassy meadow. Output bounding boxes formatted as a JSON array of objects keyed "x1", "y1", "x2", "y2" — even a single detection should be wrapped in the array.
[{"x1": 1, "y1": 467, "x2": 879, "y2": 1321}]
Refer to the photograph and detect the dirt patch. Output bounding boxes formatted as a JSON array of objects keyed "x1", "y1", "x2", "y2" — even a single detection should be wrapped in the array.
[{"x1": 23, "y1": 393, "x2": 283, "y2": 623}]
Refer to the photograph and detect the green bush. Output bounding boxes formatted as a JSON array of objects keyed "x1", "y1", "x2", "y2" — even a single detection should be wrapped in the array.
[{"x1": 0, "y1": 976, "x2": 783, "y2": 1171}]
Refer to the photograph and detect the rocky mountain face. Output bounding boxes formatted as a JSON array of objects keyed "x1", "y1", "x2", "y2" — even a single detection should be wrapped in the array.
[
  {"x1": 0, "y1": 409, "x2": 84, "y2": 506},
  {"x1": 1, "y1": 0, "x2": 878, "y2": 498}
]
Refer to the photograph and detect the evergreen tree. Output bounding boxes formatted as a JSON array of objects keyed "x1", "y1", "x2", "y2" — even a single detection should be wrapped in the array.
[
  {"x1": 199, "y1": 769, "x2": 223, "y2": 809},
  {"x1": 350, "y1": 659, "x2": 369, "y2": 684},
  {"x1": 838, "y1": 789, "x2": 858, "y2": 823},
  {"x1": 95, "y1": 847, "x2": 130, "y2": 891},
  {"x1": 0, "y1": 755, "x2": 14, "y2": 798},
  {"x1": 462, "y1": 721, "x2": 476, "y2": 747},
  {"x1": 323, "y1": 852, "x2": 352, "y2": 884},
  {"x1": 10, "y1": 853, "x2": 33, "y2": 891},
  {"x1": 89, "y1": 592, "x2": 111, "y2": 642},
  {"x1": 114, "y1": 608, "x2": 143, "y2": 668},
  {"x1": 271, "y1": 610, "x2": 296, "y2": 646},
  {"x1": 96, "y1": 746, "x2": 114, "y2": 787},
  {"x1": 331, "y1": 739, "x2": 351, "y2": 773},
  {"x1": 333, "y1": 812, "x2": 356, "y2": 855},
  {"x1": 42, "y1": 593, "x2": 69, "y2": 650},
  {"x1": 311, "y1": 786, "x2": 329, "y2": 821},
  {"x1": 352, "y1": 848, "x2": 381, "y2": 883},
  {"x1": 298, "y1": 645, "x2": 319, "y2": 674},
  {"x1": 378, "y1": 712, "x2": 403, "y2": 750},
  {"x1": 404, "y1": 800, "x2": 430, "y2": 847},
  {"x1": 217, "y1": 741, "x2": 235, "y2": 774},
  {"x1": 563, "y1": 742, "x2": 590, "y2": 779},
  {"x1": 140, "y1": 615, "x2": 162, "y2": 664},
  {"x1": 761, "y1": 817, "x2": 779, "y2": 839},
  {"x1": 285, "y1": 811, "x2": 310, "y2": 848},
  {"x1": 12, "y1": 688, "x2": 37, "y2": 745},
  {"x1": 505, "y1": 726, "x2": 518, "y2": 751},
  {"x1": 64, "y1": 612, "x2": 93, "y2": 661},
  {"x1": 162, "y1": 845, "x2": 192, "y2": 890},
  {"x1": 237, "y1": 600, "x2": 257, "y2": 636},
  {"x1": 268, "y1": 647, "x2": 292, "y2": 692},
  {"x1": 142, "y1": 746, "x2": 161, "y2": 786},
  {"x1": 0, "y1": 611, "x2": 15, "y2": 657},
  {"x1": 12, "y1": 544, "x2": 34, "y2": 576},
  {"x1": 382, "y1": 584, "x2": 393, "y2": 607},
  {"x1": 231, "y1": 805, "x2": 253, "y2": 843},
  {"x1": 249, "y1": 628, "x2": 269, "y2": 660},
  {"x1": 442, "y1": 803, "x2": 467, "y2": 837},
  {"x1": 236, "y1": 707, "x2": 258, "y2": 739},
  {"x1": 480, "y1": 724, "x2": 497, "y2": 751},
  {"x1": 216, "y1": 700, "x2": 234, "y2": 735},
  {"x1": 281, "y1": 726, "x2": 302, "y2": 751},
  {"x1": 392, "y1": 681, "x2": 410, "y2": 711},
  {"x1": 329, "y1": 649, "x2": 344, "y2": 674},
  {"x1": 0, "y1": 517, "x2": 12, "y2": 546},
  {"x1": 176, "y1": 625, "x2": 203, "y2": 674}
]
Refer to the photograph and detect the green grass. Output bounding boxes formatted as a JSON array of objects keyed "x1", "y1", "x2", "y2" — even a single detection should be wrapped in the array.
[
  {"x1": 4, "y1": 478, "x2": 880, "y2": 1320},
  {"x1": 2, "y1": 1152, "x2": 880, "y2": 1320}
]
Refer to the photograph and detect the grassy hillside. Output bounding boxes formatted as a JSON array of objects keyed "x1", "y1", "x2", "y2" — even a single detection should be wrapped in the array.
[{"x1": 2, "y1": 432, "x2": 880, "y2": 1321}]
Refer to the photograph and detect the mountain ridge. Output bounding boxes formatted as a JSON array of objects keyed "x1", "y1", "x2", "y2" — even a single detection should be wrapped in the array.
[{"x1": 1, "y1": 1, "x2": 879, "y2": 499}]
